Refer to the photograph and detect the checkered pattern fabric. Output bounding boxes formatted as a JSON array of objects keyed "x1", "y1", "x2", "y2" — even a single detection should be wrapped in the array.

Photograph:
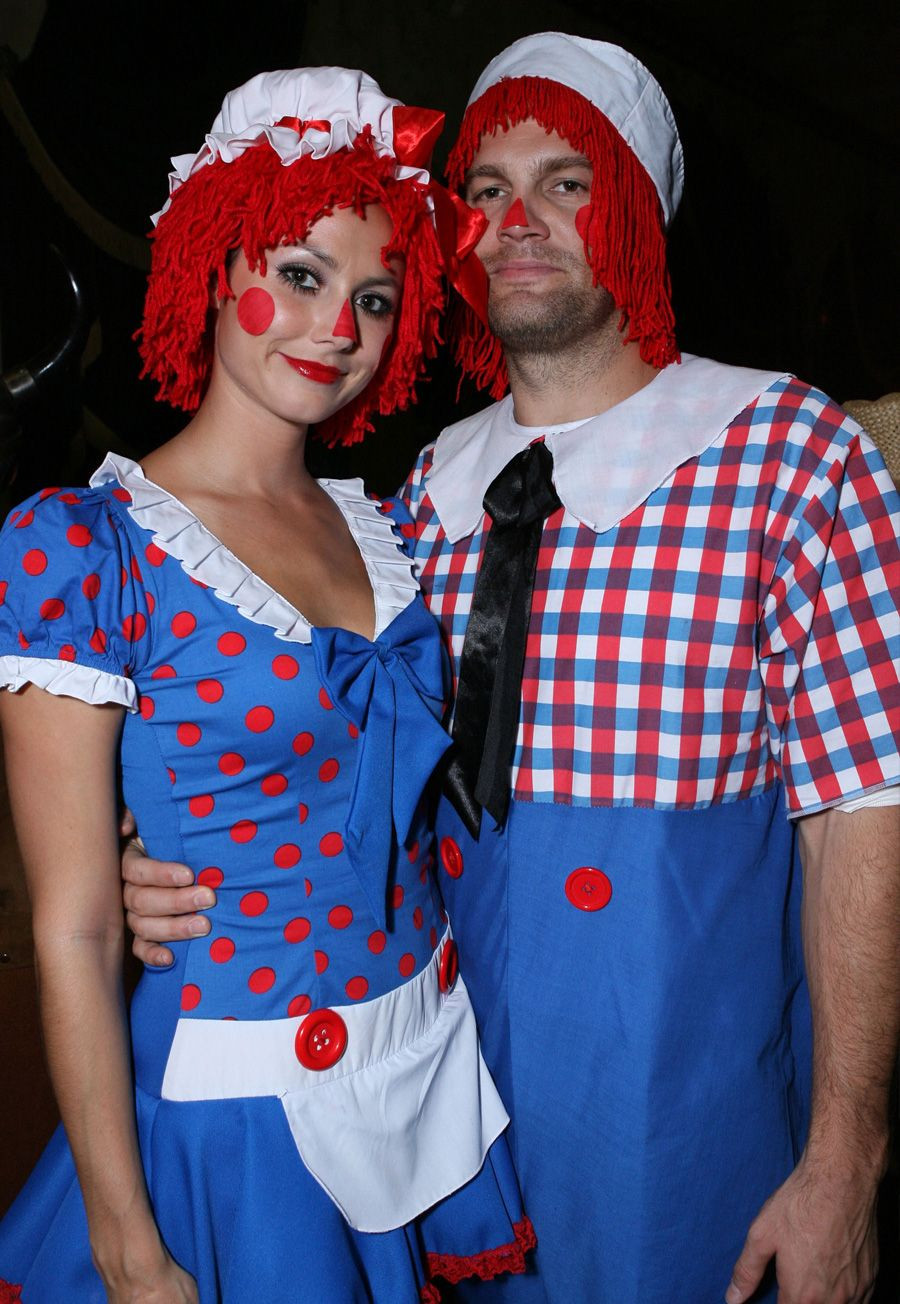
[{"x1": 401, "y1": 377, "x2": 900, "y2": 816}]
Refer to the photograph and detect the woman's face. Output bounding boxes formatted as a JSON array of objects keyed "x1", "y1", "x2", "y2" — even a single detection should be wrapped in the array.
[{"x1": 212, "y1": 204, "x2": 403, "y2": 429}]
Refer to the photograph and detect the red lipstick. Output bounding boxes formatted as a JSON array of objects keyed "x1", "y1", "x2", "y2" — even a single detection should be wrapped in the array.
[{"x1": 279, "y1": 355, "x2": 343, "y2": 384}]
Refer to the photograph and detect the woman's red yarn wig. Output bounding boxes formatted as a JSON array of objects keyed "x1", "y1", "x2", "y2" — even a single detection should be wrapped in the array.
[
  {"x1": 137, "y1": 130, "x2": 444, "y2": 446},
  {"x1": 445, "y1": 76, "x2": 679, "y2": 399}
]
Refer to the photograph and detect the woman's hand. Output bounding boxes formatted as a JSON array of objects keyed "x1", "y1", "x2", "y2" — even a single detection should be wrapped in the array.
[
  {"x1": 93, "y1": 1215, "x2": 199, "y2": 1303},
  {"x1": 102, "y1": 1252, "x2": 199, "y2": 1303}
]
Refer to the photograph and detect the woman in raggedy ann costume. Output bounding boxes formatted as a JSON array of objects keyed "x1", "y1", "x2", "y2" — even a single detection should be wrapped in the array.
[{"x1": 0, "y1": 66, "x2": 533, "y2": 1303}]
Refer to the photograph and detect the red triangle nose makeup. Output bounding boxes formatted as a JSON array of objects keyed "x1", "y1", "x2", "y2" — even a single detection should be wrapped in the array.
[
  {"x1": 500, "y1": 198, "x2": 529, "y2": 231},
  {"x1": 332, "y1": 299, "x2": 358, "y2": 342}
]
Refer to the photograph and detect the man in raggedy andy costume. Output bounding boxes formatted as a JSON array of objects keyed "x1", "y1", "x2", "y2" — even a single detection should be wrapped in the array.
[{"x1": 125, "y1": 31, "x2": 900, "y2": 1304}]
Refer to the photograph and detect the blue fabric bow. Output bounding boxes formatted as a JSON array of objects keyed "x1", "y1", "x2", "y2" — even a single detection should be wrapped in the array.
[{"x1": 311, "y1": 599, "x2": 451, "y2": 927}]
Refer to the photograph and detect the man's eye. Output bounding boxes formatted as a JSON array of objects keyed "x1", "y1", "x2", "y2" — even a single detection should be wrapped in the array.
[
  {"x1": 276, "y1": 264, "x2": 319, "y2": 292},
  {"x1": 469, "y1": 185, "x2": 505, "y2": 205},
  {"x1": 552, "y1": 178, "x2": 589, "y2": 195}
]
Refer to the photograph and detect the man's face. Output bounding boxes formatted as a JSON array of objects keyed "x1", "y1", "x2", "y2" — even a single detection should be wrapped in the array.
[{"x1": 463, "y1": 119, "x2": 616, "y2": 353}]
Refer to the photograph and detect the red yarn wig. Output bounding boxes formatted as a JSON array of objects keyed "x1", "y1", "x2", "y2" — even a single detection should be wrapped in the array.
[
  {"x1": 445, "y1": 76, "x2": 679, "y2": 398},
  {"x1": 137, "y1": 130, "x2": 444, "y2": 446}
]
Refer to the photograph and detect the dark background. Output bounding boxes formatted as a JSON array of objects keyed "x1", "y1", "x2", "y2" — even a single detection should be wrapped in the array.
[
  {"x1": 1, "y1": 1, "x2": 898, "y2": 1282},
  {"x1": 1, "y1": 0, "x2": 899, "y2": 501}
]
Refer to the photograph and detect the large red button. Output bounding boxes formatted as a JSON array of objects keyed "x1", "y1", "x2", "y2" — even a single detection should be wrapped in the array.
[
  {"x1": 565, "y1": 867, "x2": 612, "y2": 912},
  {"x1": 439, "y1": 939, "x2": 459, "y2": 993},
  {"x1": 440, "y1": 836, "x2": 463, "y2": 878},
  {"x1": 294, "y1": 1008, "x2": 348, "y2": 1070}
]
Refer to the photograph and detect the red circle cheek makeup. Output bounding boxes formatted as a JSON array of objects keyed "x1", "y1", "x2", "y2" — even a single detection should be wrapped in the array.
[{"x1": 236, "y1": 287, "x2": 276, "y2": 335}]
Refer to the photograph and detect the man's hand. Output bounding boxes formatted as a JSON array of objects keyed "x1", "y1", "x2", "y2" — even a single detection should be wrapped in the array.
[
  {"x1": 726, "y1": 1149, "x2": 880, "y2": 1303},
  {"x1": 120, "y1": 811, "x2": 213, "y2": 966}
]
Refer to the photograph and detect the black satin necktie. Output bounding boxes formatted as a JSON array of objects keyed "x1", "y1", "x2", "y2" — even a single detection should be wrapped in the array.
[{"x1": 443, "y1": 441, "x2": 561, "y2": 837}]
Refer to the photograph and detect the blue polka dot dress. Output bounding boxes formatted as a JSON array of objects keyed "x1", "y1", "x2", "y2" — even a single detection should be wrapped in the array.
[{"x1": 0, "y1": 455, "x2": 535, "y2": 1303}]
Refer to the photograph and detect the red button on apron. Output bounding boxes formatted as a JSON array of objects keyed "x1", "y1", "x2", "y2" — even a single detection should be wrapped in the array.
[
  {"x1": 439, "y1": 939, "x2": 459, "y2": 993},
  {"x1": 565, "y1": 867, "x2": 612, "y2": 912},
  {"x1": 294, "y1": 1008, "x2": 348, "y2": 1070},
  {"x1": 440, "y1": 836, "x2": 464, "y2": 878}
]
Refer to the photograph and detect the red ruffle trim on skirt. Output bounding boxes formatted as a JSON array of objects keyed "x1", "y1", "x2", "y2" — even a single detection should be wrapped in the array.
[
  {"x1": 421, "y1": 1214, "x2": 537, "y2": 1297},
  {"x1": 0, "y1": 1281, "x2": 22, "y2": 1303}
]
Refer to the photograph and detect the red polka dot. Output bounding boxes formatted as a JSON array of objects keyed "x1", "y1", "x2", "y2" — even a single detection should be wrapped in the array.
[
  {"x1": 407, "y1": 841, "x2": 419, "y2": 862},
  {"x1": 15, "y1": 510, "x2": 34, "y2": 529},
  {"x1": 314, "y1": 950, "x2": 329, "y2": 974},
  {"x1": 284, "y1": 917, "x2": 311, "y2": 944},
  {"x1": 59, "y1": 644, "x2": 76, "y2": 661},
  {"x1": 348, "y1": 723, "x2": 359, "y2": 740},
  {"x1": 318, "y1": 758, "x2": 339, "y2": 783},
  {"x1": 210, "y1": 937, "x2": 235, "y2": 963},
  {"x1": 22, "y1": 549, "x2": 47, "y2": 576},
  {"x1": 167, "y1": 767, "x2": 176, "y2": 785},
  {"x1": 82, "y1": 573, "x2": 101, "y2": 600},
  {"x1": 231, "y1": 819, "x2": 257, "y2": 844},
  {"x1": 122, "y1": 613, "x2": 147, "y2": 641},
  {"x1": 292, "y1": 732, "x2": 314, "y2": 756},
  {"x1": 272, "y1": 654, "x2": 299, "y2": 679},
  {"x1": 197, "y1": 678, "x2": 224, "y2": 703},
  {"x1": 17, "y1": 630, "x2": 29, "y2": 650},
  {"x1": 120, "y1": 567, "x2": 128, "y2": 589},
  {"x1": 380, "y1": 500, "x2": 395, "y2": 512},
  {"x1": 39, "y1": 487, "x2": 60, "y2": 500},
  {"x1": 197, "y1": 867, "x2": 223, "y2": 888},
  {"x1": 171, "y1": 611, "x2": 196, "y2": 638},
  {"x1": 429, "y1": 926, "x2": 438, "y2": 950},
  {"x1": 413, "y1": 906, "x2": 424, "y2": 930},
  {"x1": 392, "y1": 885, "x2": 405, "y2": 909},
  {"x1": 177, "y1": 722, "x2": 201, "y2": 747},
  {"x1": 146, "y1": 593, "x2": 156, "y2": 616},
  {"x1": 152, "y1": 664, "x2": 176, "y2": 679},
  {"x1": 245, "y1": 705, "x2": 274, "y2": 733},
  {"x1": 190, "y1": 577, "x2": 208, "y2": 590},
  {"x1": 368, "y1": 930, "x2": 387, "y2": 954},
  {"x1": 328, "y1": 905, "x2": 353, "y2": 930},
  {"x1": 236, "y1": 286, "x2": 276, "y2": 335},
  {"x1": 398, "y1": 953, "x2": 416, "y2": 977},
  {"x1": 89, "y1": 628, "x2": 107, "y2": 654},
  {"x1": 218, "y1": 632, "x2": 246, "y2": 656},
  {"x1": 140, "y1": 696, "x2": 155, "y2": 720},
  {"x1": 0, "y1": 581, "x2": 7, "y2": 605},
  {"x1": 400, "y1": 522, "x2": 415, "y2": 538},
  {"x1": 248, "y1": 966, "x2": 275, "y2": 994},
  {"x1": 318, "y1": 688, "x2": 334, "y2": 711},
  {"x1": 274, "y1": 843, "x2": 301, "y2": 869},
  {"x1": 189, "y1": 794, "x2": 215, "y2": 818},
  {"x1": 181, "y1": 983, "x2": 202, "y2": 1011},
  {"x1": 40, "y1": 598, "x2": 65, "y2": 620},
  {"x1": 112, "y1": 487, "x2": 132, "y2": 503},
  {"x1": 298, "y1": 802, "x2": 309, "y2": 824},
  {"x1": 304, "y1": 878, "x2": 313, "y2": 897},
  {"x1": 128, "y1": 555, "x2": 142, "y2": 580},
  {"x1": 145, "y1": 543, "x2": 167, "y2": 567},
  {"x1": 261, "y1": 773, "x2": 288, "y2": 796},
  {"x1": 287, "y1": 994, "x2": 311, "y2": 1018},
  {"x1": 57, "y1": 493, "x2": 80, "y2": 504},
  {"x1": 319, "y1": 832, "x2": 344, "y2": 858},
  {"x1": 219, "y1": 752, "x2": 245, "y2": 776},
  {"x1": 240, "y1": 890, "x2": 269, "y2": 916},
  {"x1": 345, "y1": 977, "x2": 369, "y2": 1001}
]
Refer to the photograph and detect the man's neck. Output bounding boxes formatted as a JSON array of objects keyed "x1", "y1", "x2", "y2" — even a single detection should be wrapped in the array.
[{"x1": 506, "y1": 333, "x2": 659, "y2": 427}]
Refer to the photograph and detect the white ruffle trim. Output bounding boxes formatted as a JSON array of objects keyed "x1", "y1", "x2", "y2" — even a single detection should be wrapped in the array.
[
  {"x1": 152, "y1": 68, "x2": 432, "y2": 224},
  {"x1": 90, "y1": 454, "x2": 418, "y2": 645},
  {"x1": 0, "y1": 655, "x2": 138, "y2": 711}
]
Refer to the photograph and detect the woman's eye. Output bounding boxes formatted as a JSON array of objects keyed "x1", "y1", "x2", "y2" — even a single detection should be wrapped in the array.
[
  {"x1": 356, "y1": 293, "x2": 395, "y2": 319},
  {"x1": 276, "y1": 264, "x2": 319, "y2": 292}
]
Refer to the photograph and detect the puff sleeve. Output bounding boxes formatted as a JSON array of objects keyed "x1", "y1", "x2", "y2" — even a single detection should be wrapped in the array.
[{"x1": 0, "y1": 487, "x2": 154, "y2": 711}]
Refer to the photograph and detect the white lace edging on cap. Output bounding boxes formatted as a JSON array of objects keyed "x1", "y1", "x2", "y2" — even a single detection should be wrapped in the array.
[
  {"x1": 0, "y1": 655, "x2": 138, "y2": 711},
  {"x1": 90, "y1": 454, "x2": 419, "y2": 645}
]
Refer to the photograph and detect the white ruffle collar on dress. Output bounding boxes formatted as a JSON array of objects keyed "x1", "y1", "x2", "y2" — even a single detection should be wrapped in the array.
[
  {"x1": 90, "y1": 454, "x2": 418, "y2": 645},
  {"x1": 426, "y1": 354, "x2": 789, "y2": 542}
]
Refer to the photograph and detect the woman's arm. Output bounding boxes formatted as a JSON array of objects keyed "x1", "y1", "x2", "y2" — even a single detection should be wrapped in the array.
[{"x1": 1, "y1": 686, "x2": 197, "y2": 1302}]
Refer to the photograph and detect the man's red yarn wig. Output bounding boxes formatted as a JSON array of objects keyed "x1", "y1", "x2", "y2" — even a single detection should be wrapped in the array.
[
  {"x1": 445, "y1": 76, "x2": 679, "y2": 399},
  {"x1": 137, "y1": 130, "x2": 444, "y2": 446}
]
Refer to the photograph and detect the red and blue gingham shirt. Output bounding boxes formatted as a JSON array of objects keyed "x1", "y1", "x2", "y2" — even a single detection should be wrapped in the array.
[{"x1": 400, "y1": 370, "x2": 900, "y2": 817}]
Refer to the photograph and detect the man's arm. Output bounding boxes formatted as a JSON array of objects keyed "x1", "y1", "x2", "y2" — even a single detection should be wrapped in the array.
[{"x1": 727, "y1": 803, "x2": 900, "y2": 1304}]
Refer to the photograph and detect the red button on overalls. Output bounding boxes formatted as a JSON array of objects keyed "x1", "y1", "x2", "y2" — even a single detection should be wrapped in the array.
[
  {"x1": 294, "y1": 1008, "x2": 348, "y2": 1070},
  {"x1": 439, "y1": 939, "x2": 459, "y2": 993},
  {"x1": 440, "y1": 836, "x2": 463, "y2": 878},
  {"x1": 564, "y1": 867, "x2": 612, "y2": 912}
]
